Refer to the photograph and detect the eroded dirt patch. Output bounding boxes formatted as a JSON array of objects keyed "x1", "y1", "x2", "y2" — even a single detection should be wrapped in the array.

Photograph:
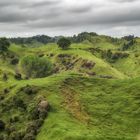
[{"x1": 60, "y1": 83, "x2": 90, "y2": 124}]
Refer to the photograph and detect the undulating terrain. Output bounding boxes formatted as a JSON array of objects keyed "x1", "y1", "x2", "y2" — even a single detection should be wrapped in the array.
[{"x1": 0, "y1": 32, "x2": 140, "y2": 140}]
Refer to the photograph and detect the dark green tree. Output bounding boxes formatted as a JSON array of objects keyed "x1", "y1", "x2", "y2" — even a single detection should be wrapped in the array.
[
  {"x1": 0, "y1": 38, "x2": 10, "y2": 53},
  {"x1": 57, "y1": 38, "x2": 71, "y2": 49}
]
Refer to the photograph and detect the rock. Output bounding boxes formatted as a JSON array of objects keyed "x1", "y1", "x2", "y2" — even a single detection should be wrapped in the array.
[{"x1": 38, "y1": 100, "x2": 49, "y2": 112}]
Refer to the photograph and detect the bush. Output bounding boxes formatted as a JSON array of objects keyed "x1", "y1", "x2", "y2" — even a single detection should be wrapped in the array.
[
  {"x1": 20, "y1": 55, "x2": 52, "y2": 78},
  {"x1": 10, "y1": 58, "x2": 19, "y2": 65},
  {"x1": 13, "y1": 97, "x2": 26, "y2": 109},
  {"x1": 23, "y1": 133, "x2": 35, "y2": 140},
  {"x1": 0, "y1": 120, "x2": 5, "y2": 131},
  {"x1": 57, "y1": 38, "x2": 71, "y2": 49},
  {"x1": 9, "y1": 131, "x2": 23, "y2": 140},
  {"x1": 0, "y1": 38, "x2": 10, "y2": 53},
  {"x1": 20, "y1": 85, "x2": 39, "y2": 95},
  {"x1": 14, "y1": 73, "x2": 22, "y2": 80},
  {"x1": 9, "y1": 116, "x2": 19, "y2": 123},
  {"x1": 3, "y1": 88, "x2": 9, "y2": 94},
  {"x1": 28, "y1": 107, "x2": 39, "y2": 120},
  {"x1": 2, "y1": 73, "x2": 8, "y2": 81},
  {"x1": 0, "y1": 135, "x2": 4, "y2": 140},
  {"x1": 102, "y1": 50, "x2": 129, "y2": 62}
]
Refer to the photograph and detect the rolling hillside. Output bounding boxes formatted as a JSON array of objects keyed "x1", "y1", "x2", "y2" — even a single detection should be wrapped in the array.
[{"x1": 0, "y1": 33, "x2": 140, "y2": 140}]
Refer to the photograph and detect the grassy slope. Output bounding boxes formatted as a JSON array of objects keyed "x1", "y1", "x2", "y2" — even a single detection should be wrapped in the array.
[
  {"x1": 36, "y1": 75, "x2": 140, "y2": 140},
  {"x1": 0, "y1": 40, "x2": 140, "y2": 140},
  {"x1": 9, "y1": 43, "x2": 127, "y2": 79}
]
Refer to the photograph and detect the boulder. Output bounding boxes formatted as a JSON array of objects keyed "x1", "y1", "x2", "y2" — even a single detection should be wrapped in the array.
[{"x1": 38, "y1": 100, "x2": 49, "y2": 112}]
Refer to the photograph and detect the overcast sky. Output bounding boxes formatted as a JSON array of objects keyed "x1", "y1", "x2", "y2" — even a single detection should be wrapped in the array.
[{"x1": 0, "y1": 0, "x2": 140, "y2": 37}]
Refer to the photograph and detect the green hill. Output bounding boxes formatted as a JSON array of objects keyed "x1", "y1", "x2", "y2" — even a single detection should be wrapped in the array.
[{"x1": 0, "y1": 33, "x2": 140, "y2": 140}]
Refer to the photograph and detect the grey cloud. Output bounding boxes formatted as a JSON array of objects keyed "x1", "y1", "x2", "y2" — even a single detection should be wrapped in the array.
[{"x1": 0, "y1": 0, "x2": 140, "y2": 37}]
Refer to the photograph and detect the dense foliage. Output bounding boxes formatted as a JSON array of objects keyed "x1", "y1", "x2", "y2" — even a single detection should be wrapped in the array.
[
  {"x1": 57, "y1": 38, "x2": 71, "y2": 49},
  {"x1": 0, "y1": 38, "x2": 10, "y2": 53},
  {"x1": 20, "y1": 55, "x2": 52, "y2": 78},
  {"x1": 10, "y1": 35, "x2": 55, "y2": 45}
]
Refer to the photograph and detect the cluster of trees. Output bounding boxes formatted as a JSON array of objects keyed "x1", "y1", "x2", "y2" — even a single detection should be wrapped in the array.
[
  {"x1": 0, "y1": 38, "x2": 10, "y2": 55},
  {"x1": 121, "y1": 39, "x2": 135, "y2": 51},
  {"x1": 122, "y1": 35, "x2": 135, "y2": 41},
  {"x1": 70, "y1": 32, "x2": 98, "y2": 43},
  {"x1": 20, "y1": 55, "x2": 53, "y2": 78},
  {"x1": 102, "y1": 49, "x2": 129, "y2": 62},
  {"x1": 121, "y1": 35, "x2": 136, "y2": 51},
  {"x1": 10, "y1": 35, "x2": 55, "y2": 44},
  {"x1": 10, "y1": 32, "x2": 98, "y2": 45}
]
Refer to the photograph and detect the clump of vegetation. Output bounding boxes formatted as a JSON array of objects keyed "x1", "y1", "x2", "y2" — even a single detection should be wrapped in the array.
[
  {"x1": 122, "y1": 35, "x2": 135, "y2": 41},
  {"x1": 14, "y1": 73, "x2": 22, "y2": 80},
  {"x1": 71, "y1": 32, "x2": 98, "y2": 43},
  {"x1": 121, "y1": 40, "x2": 135, "y2": 50},
  {"x1": 20, "y1": 55, "x2": 53, "y2": 78},
  {"x1": 57, "y1": 38, "x2": 71, "y2": 49},
  {"x1": 0, "y1": 120, "x2": 5, "y2": 131},
  {"x1": 102, "y1": 49, "x2": 129, "y2": 62},
  {"x1": 20, "y1": 85, "x2": 39, "y2": 95},
  {"x1": 10, "y1": 57, "x2": 19, "y2": 65},
  {"x1": 0, "y1": 38, "x2": 10, "y2": 55},
  {"x1": 2, "y1": 73, "x2": 8, "y2": 81},
  {"x1": 81, "y1": 60, "x2": 95, "y2": 69},
  {"x1": 13, "y1": 97, "x2": 26, "y2": 109}
]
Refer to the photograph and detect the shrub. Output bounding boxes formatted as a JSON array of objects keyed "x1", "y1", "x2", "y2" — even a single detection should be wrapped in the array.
[
  {"x1": 121, "y1": 40, "x2": 135, "y2": 51},
  {"x1": 13, "y1": 97, "x2": 26, "y2": 109},
  {"x1": 0, "y1": 134, "x2": 4, "y2": 140},
  {"x1": 57, "y1": 38, "x2": 71, "y2": 49},
  {"x1": 2, "y1": 73, "x2": 8, "y2": 81},
  {"x1": 20, "y1": 55, "x2": 52, "y2": 78},
  {"x1": 28, "y1": 107, "x2": 39, "y2": 120},
  {"x1": 23, "y1": 133, "x2": 35, "y2": 140},
  {"x1": 9, "y1": 116, "x2": 19, "y2": 123},
  {"x1": 0, "y1": 38, "x2": 10, "y2": 53},
  {"x1": 14, "y1": 73, "x2": 22, "y2": 80},
  {"x1": 102, "y1": 50, "x2": 129, "y2": 62},
  {"x1": 5, "y1": 126, "x2": 15, "y2": 135},
  {"x1": 9, "y1": 131, "x2": 23, "y2": 140},
  {"x1": 0, "y1": 96, "x2": 4, "y2": 101},
  {"x1": 10, "y1": 58, "x2": 19, "y2": 65},
  {"x1": 3, "y1": 88, "x2": 9, "y2": 94},
  {"x1": 20, "y1": 85, "x2": 39, "y2": 95},
  {"x1": 0, "y1": 120, "x2": 5, "y2": 131}
]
